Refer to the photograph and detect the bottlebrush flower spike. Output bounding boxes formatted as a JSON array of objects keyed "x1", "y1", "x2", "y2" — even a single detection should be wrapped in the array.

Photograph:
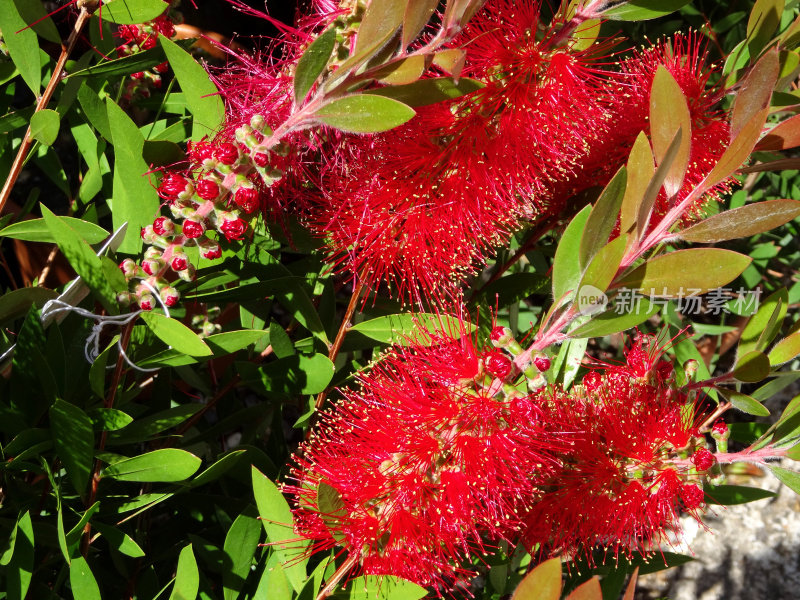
[
  {"x1": 285, "y1": 320, "x2": 557, "y2": 588},
  {"x1": 522, "y1": 334, "x2": 709, "y2": 560}
]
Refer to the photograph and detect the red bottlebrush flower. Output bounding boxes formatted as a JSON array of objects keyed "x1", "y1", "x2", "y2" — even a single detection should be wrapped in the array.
[
  {"x1": 582, "y1": 371, "x2": 602, "y2": 392},
  {"x1": 195, "y1": 179, "x2": 221, "y2": 201},
  {"x1": 234, "y1": 186, "x2": 259, "y2": 213},
  {"x1": 712, "y1": 419, "x2": 729, "y2": 438},
  {"x1": 182, "y1": 219, "x2": 205, "y2": 239},
  {"x1": 680, "y1": 484, "x2": 705, "y2": 510},
  {"x1": 219, "y1": 216, "x2": 248, "y2": 241},
  {"x1": 691, "y1": 447, "x2": 716, "y2": 471},
  {"x1": 215, "y1": 142, "x2": 240, "y2": 165},
  {"x1": 484, "y1": 350, "x2": 512, "y2": 379},
  {"x1": 286, "y1": 320, "x2": 557, "y2": 588},
  {"x1": 522, "y1": 333, "x2": 708, "y2": 560}
]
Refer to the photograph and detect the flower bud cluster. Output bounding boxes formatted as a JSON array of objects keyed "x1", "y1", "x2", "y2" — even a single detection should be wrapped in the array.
[
  {"x1": 119, "y1": 114, "x2": 285, "y2": 310},
  {"x1": 115, "y1": 2, "x2": 180, "y2": 101}
]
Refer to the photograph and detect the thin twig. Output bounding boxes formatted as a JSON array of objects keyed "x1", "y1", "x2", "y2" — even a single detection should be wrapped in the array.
[
  {"x1": 38, "y1": 244, "x2": 60, "y2": 288},
  {"x1": 316, "y1": 554, "x2": 359, "y2": 600},
  {"x1": 80, "y1": 319, "x2": 135, "y2": 557},
  {"x1": 0, "y1": 7, "x2": 91, "y2": 215},
  {"x1": 315, "y1": 278, "x2": 365, "y2": 410}
]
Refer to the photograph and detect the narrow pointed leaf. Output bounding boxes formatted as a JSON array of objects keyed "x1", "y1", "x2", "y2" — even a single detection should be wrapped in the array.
[
  {"x1": 100, "y1": 0, "x2": 170, "y2": 24},
  {"x1": 50, "y1": 400, "x2": 94, "y2": 496},
  {"x1": 355, "y1": 0, "x2": 406, "y2": 55},
  {"x1": 366, "y1": 77, "x2": 484, "y2": 106},
  {"x1": 169, "y1": 544, "x2": 199, "y2": 600},
  {"x1": 102, "y1": 449, "x2": 202, "y2": 482},
  {"x1": 565, "y1": 576, "x2": 602, "y2": 600},
  {"x1": 704, "y1": 484, "x2": 776, "y2": 505},
  {"x1": 650, "y1": 66, "x2": 692, "y2": 197},
  {"x1": 0, "y1": 217, "x2": 109, "y2": 244},
  {"x1": 731, "y1": 48, "x2": 780, "y2": 139},
  {"x1": 69, "y1": 557, "x2": 101, "y2": 600},
  {"x1": 740, "y1": 288, "x2": 787, "y2": 355},
  {"x1": 374, "y1": 55, "x2": 426, "y2": 85},
  {"x1": 511, "y1": 557, "x2": 562, "y2": 600},
  {"x1": 404, "y1": 0, "x2": 440, "y2": 48},
  {"x1": 677, "y1": 199, "x2": 800, "y2": 242},
  {"x1": 315, "y1": 95, "x2": 416, "y2": 133},
  {"x1": 553, "y1": 205, "x2": 592, "y2": 301},
  {"x1": 746, "y1": 0, "x2": 784, "y2": 57},
  {"x1": 603, "y1": 0, "x2": 691, "y2": 20},
  {"x1": 732, "y1": 351, "x2": 771, "y2": 385},
  {"x1": 769, "y1": 465, "x2": 800, "y2": 495},
  {"x1": 223, "y1": 508, "x2": 262, "y2": 600},
  {"x1": 755, "y1": 114, "x2": 800, "y2": 151},
  {"x1": 620, "y1": 132, "x2": 654, "y2": 235},
  {"x1": 616, "y1": 249, "x2": 752, "y2": 297},
  {"x1": 294, "y1": 27, "x2": 336, "y2": 103},
  {"x1": 720, "y1": 387, "x2": 771, "y2": 414},
  {"x1": 7, "y1": 511, "x2": 34, "y2": 600},
  {"x1": 580, "y1": 166, "x2": 627, "y2": 268},
  {"x1": 704, "y1": 107, "x2": 770, "y2": 190},
  {"x1": 637, "y1": 128, "x2": 683, "y2": 237},
  {"x1": 139, "y1": 311, "x2": 213, "y2": 357},
  {"x1": 0, "y1": 1, "x2": 40, "y2": 93},
  {"x1": 769, "y1": 331, "x2": 800, "y2": 365}
]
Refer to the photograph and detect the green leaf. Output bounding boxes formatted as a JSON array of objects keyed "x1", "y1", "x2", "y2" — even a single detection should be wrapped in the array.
[
  {"x1": 366, "y1": 77, "x2": 484, "y2": 106},
  {"x1": 102, "y1": 448, "x2": 202, "y2": 482},
  {"x1": 106, "y1": 99, "x2": 160, "y2": 253},
  {"x1": 565, "y1": 577, "x2": 602, "y2": 600},
  {"x1": 12, "y1": 0, "x2": 60, "y2": 43},
  {"x1": 603, "y1": 0, "x2": 692, "y2": 20},
  {"x1": 7, "y1": 511, "x2": 34, "y2": 600},
  {"x1": 66, "y1": 503, "x2": 100, "y2": 548},
  {"x1": 189, "y1": 450, "x2": 247, "y2": 488},
  {"x1": 159, "y1": 37, "x2": 225, "y2": 139},
  {"x1": 354, "y1": 0, "x2": 406, "y2": 55},
  {"x1": 30, "y1": 109, "x2": 60, "y2": 146},
  {"x1": 769, "y1": 465, "x2": 800, "y2": 495},
  {"x1": 223, "y1": 508, "x2": 262, "y2": 600},
  {"x1": 552, "y1": 205, "x2": 592, "y2": 302},
  {"x1": 139, "y1": 312, "x2": 213, "y2": 357},
  {"x1": 50, "y1": 399, "x2": 95, "y2": 495},
  {"x1": 403, "y1": 0, "x2": 440, "y2": 47},
  {"x1": 315, "y1": 95, "x2": 416, "y2": 133},
  {"x1": 343, "y1": 576, "x2": 428, "y2": 600},
  {"x1": 69, "y1": 557, "x2": 101, "y2": 600},
  {"x1": 755, "y1": 113, "x2": 800, "y2": 151},
  {"x1": 511, "y1": 557, "x2": 562, "y2": 600},
  {"x1": 295, "y1": 27, "x2": 336, "y2": 103},
  {"x1": 620, "y1": 132, "x2": 654, "y2": 235},
  {"x1": 704, "y1": 484, "x2": 776, "y2": 505},
  {"x1": 769, "y1": 331, "x2": 800, "y2": 365},
  {"x1": 100, "y1": 0, "x2": 170, "y2": 24},
  {"x1": 616, "y1": 249, "x2": 752, "y2": 297},
  {"x1": 650, "y1": 66, "x2": 691, "y2": 197},
  {"x1": 242, "y1": 353, "x2": 335, "y2": 396},
  {"x1": 579, "y1": 167, "x2": 627, "y2": 269},
  {"x1": 0, "y1": 216, "x2": 109, "y2": 244},
  {"x1": 317, "y1": 481, "x2": 347, "y2": 543},
  {"x1": 577, "y1": 235, "x2": 628, "y2": 307},
  {"x1": 106, "y1": 404, "x2": 203, "y2": 445},
  {"x1": 746, "y1": 0, "x2": 784, "y2": 57},
  {"x1": 169, "y1": 544, "x2": 200, "y2": 600},
  {"x1": 568, "y1": 298, "x2": 659, "y2": 339},
  {"x1": 740, "y1": 288, "x2": 787, "y2": 355},
  {"x1": 719, "y1": 387, "x2": 771, "y2": 415},
  {"x1": 373, "y1": 55, "x2": 427, "y2": 85},
  {"x1": 0, "y1": 1, "x2": 40, "y2": 94},
  {"x1": 0, "y1": 287, "x2": 58, "y2": 325},
  {"x1": 637, "y1": 127, "x2": 684, "y2": 238},
  {"x1": 704, "y1": 107, "x2": 770, "y2": 191},
  {"x1": 349, "y1": 313, "x2": 474, "y2": 346},
  {"x1": 40, "y1": 206, "x2": 119, "y2": 313},
  {"x1": 92, "y1": 522, "x2": 145, "y2": 558},
  {"x1": 678, "y1": 199, "x2": 800, "y2": 243},
  {"x1": 731, "y1": 48, "x2": 779, "y2": 139},
  {"x1": 251, "y1": 467, "x2": 307, "y2": 592}
]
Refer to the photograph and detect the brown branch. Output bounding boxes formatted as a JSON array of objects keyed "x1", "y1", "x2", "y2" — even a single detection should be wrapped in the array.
[
  {"x1": 316, "y1": 554, "x2": 359, "y2": 600},
  {"x1": 315, "y1": 278, "x2": 365, "y2": 410},
  {"x1": 0, "y1": 7, "x2": 91, "y2": 215},
  {"x1": 80, "y1": 319, "x2": 134, "y2": 557}
]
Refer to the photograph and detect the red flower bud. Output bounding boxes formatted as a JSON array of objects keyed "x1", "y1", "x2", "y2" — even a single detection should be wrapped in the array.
[
  {"x1": 139, "y1": 296, "x2": 154, "y2": 311},
  {"x1": 152, "y1": 216, "x2": 174, "y2": 236},
  {"x1": 680, "y1": 484, "x2": 705, "y2": 510},
  {"x1": 253, "y1": 152, "x2": 269, "y2": 167},
  {"x1": 691, "y1": 447, "x2": 716, "y2": 471},
  {"x1": 490, "y1": 326, "x2": 507, "y2": 342},
  {"x1": 202, "y1": 244, "x2": 222, "y2": 260},
  {"x1": 215, "y1": 143, "x2": 239, "y2": 165},
  {"x1": 712, "y1": 420, "x2": 728, "y2": 437},
  {"x1": 171, "y1": 255, "x2": 189, "y2": 271},
  {"x1": 484, "y1": 350, "x2": 512, "y2": 379},
  {"x1": 158, "y1": 173, "x2": 188, "y2": 200},
  {"x1": 189, "y1": 141, "x2": 215, "y2": 164},
  {"x1": 234, "y1": 186, "x2": 259, "y2": 213},
  {"x1": 195, "y1": 179, "x2": 220, "y2": 200},
  {"x1": 142, "y1": 259, "x2": 160, "y2": 276},
  {"x1": 182, "y1": 219, "x2": 205, "y2": 239},
  {"x1": 119, "y1": 259, "x2": 137, "y2": 277},
  {"x1": 160, "y1": 286, "x2": 180, "y2": 307},
  {"x1": 219, "y1": 217, "x2": 248, "y2": 241},
  {"x1": 533, "y1": 356, "x2": 551, "y2": 372},
  {"x1": 154, "y1": 61, "x2": 169, "y2": 73}
]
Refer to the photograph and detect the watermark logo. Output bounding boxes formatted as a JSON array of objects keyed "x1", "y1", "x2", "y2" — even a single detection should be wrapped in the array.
[{"x1": 577, "y1": 285, "x2": 609, "y2": 316}]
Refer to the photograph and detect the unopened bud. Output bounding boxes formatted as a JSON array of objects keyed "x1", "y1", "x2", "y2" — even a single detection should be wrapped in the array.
[
  {"x1": 160, "y1": 286, "x2": 180, "y2": 307},
  {"x1": 684, "y1": 359, "x2": 698, "y2": 381},
  {"x1": 177, "y1": 264, "x2": 196, "y2": 282}
]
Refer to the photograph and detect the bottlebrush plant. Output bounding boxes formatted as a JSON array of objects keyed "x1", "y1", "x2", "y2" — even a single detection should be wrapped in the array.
[{"x1": 5, "y1": 0, "x2": 800, "y2": 599}]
